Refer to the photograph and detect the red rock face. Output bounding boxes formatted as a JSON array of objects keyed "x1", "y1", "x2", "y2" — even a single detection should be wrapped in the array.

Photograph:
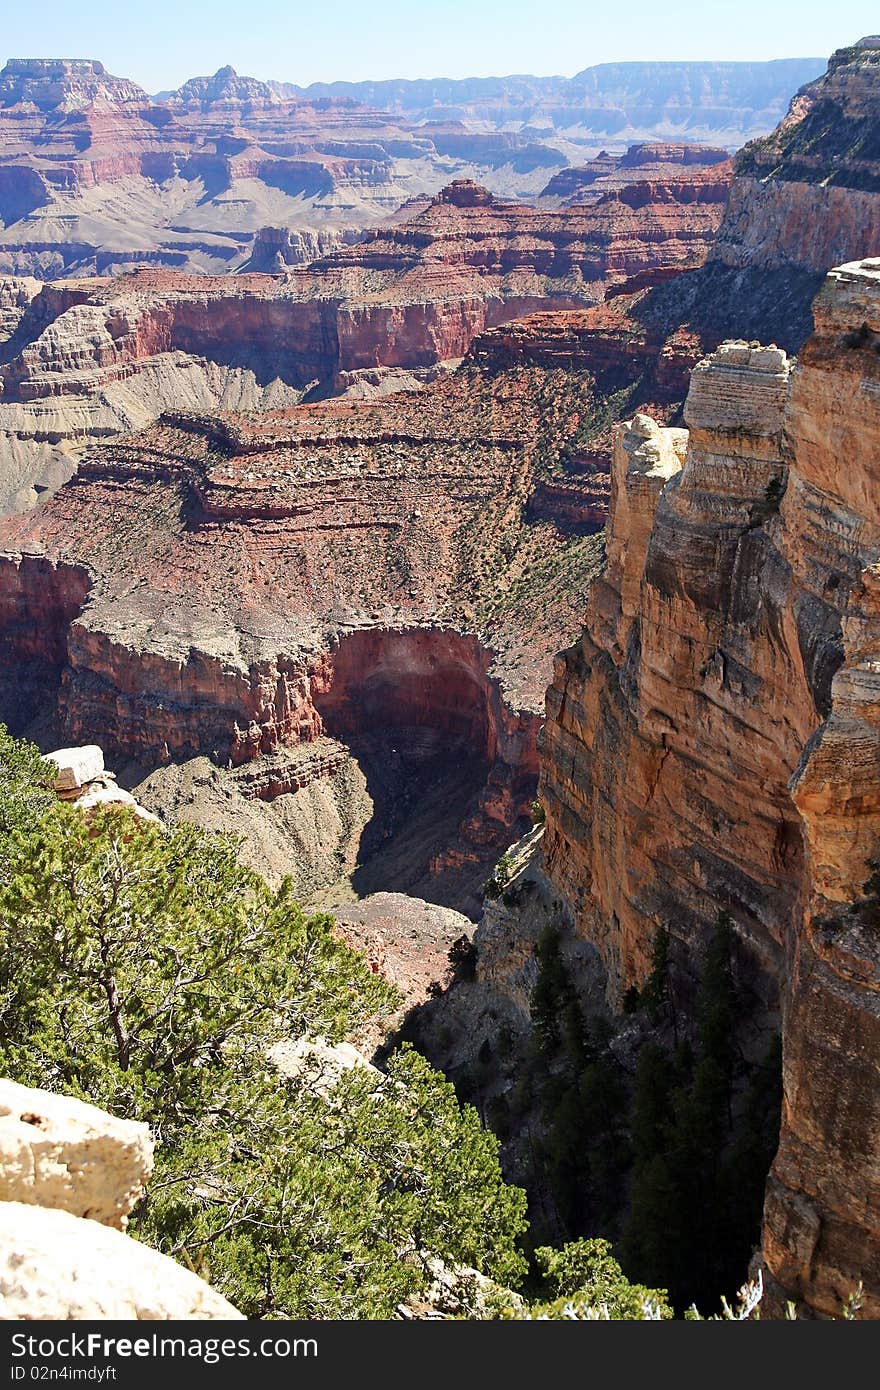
[
  {"x1": 469, "y1": 285, "x2": 705, "y2": 527},
  {"x1": 0, "y1": 62, "x2": 573, "y2": 278},
  {"x1": 538, "y1": 260, "x2": 880, "y2": 1316},
  {"x1": 312, "y1": 627, "x2": 542, "y2": 842},
  {"x1": 0, "y1": 360, "x2": 599, "y2": 879},
  {"x1": 0, "y1": 176, "x2": 726, "y2": 520},
  {"x1": 540, "y1": 142, "x2": 732, "y2": 205}
]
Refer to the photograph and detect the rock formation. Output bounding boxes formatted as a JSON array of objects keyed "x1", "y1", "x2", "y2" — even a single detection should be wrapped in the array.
[
  {"x1": 0, "y1": 176, "x2": 724, "y2": 515},
  {"x1": 539, "y1": 259, "x2": 880, "y2": 1316},
  {"x1": 0, "y1": 48, "x2": 826, "y2": 283},
  {"x1": 0, "y1": 1077, "x2": 151, "y2": 1228},
  {"x1": 0, "y1": 59, "x2": 572, "y2": 281},
  {"x1": 626, "y1": 40, "x2": 880, "y2": 357},
  {"x1": 289, "y1": 59, "x2": 825, "y2": 147},
  {"x1": 540, "y1": 142, "x2": 731, "y2": 206},
  {"x1": 0, "y1": 1077, "x2": 241, "y2": 1317},
  {"x1": 0, "y1": 358, "x2": 603, "y2": 912},
  {"x1": 44, "y1": 742, "x2": 161, "y2": 820}
]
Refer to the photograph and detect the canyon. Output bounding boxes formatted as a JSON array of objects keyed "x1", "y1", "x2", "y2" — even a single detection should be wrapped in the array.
[
  {"x1": 0, "y1": 361, "x2": 607, "y2": 912},
  {"x1": 1, "y1": 34, "x2": 880, "y2": 1322},
  {"x1": 0, "y1": 58, "x2": 563, "y2": 280},
  {"x1": 288, "y1": 59, "x2": 825, "y2": 148},
  {"x1": 0, "y1": 54, "x2": 797, "y2": 284},
  {"x1": 0, "y1": 165, "x2": 729, "y2": 514}
]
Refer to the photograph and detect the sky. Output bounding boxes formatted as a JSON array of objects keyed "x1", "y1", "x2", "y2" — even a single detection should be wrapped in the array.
[{"x1": 1, "y1": 1, "x2": 877, "y2": 92}]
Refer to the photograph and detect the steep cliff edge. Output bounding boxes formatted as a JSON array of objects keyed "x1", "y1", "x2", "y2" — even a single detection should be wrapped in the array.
[
  {"x1": 538, "y1": 260, "x2": 880, "y2": 1315},
  {"x1": 656, "y1": 40, "x2": 880, "y2": 347}
]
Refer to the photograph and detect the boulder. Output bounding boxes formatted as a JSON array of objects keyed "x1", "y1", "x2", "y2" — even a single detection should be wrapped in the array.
[
  {"x1": 0, "y1": 1078, "x2": 151, "y2": 1230},
  {"x1": 0, "y1": 1202, "x2": 243, "y2": 1320},
  {"x1": 44, "y1": 744, "x2": 104, "y2": 792}
]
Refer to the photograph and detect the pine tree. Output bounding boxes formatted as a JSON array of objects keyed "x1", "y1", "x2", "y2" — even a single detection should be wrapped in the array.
[
  {"x1": 640, "y1": 926, "x2": 671, "y2": 1024},
  {"x1": 0, "y1": 762, "x2": 531, "y2": 1318},
  {"x1": 530, "y1": 925, "x2": 573, "y2": 1056}
]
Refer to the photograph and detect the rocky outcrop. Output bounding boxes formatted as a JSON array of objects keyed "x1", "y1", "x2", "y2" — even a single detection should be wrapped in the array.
[
  {"x1": 45, "y1": 742, "x2": 162, "y2": 820},
  {"x1": 240, "y1": 224, "x2": 361, "y2": 272},
  {"x1": 538, "y1": 259, "x2": 880, "y2": 1316},
  {"x1": 0, "y1": 1078, "x2": 241, "y2": 1318},
  {"x1": 0, "y1": 1203, "x2": 242, "y2": 1319},
  {"x1": 540, "y1": 142, "x2": 731, "y2": 206},
  {"x1": 0, "y1": 1079, "x2": 151, "y2": 1229},
  {"x1": 631, "y1": 40, "x2": 880, "y2": 358},
  {"x1": 332, "y1": 893, "x2": 474, "y2": 1032},
  {"x1": 0, "y1": 59, "x2": 146, "y2": 109}
]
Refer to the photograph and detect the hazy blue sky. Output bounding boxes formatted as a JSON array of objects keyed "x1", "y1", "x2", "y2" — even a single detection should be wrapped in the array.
[{"x1": 2, "y1": 1, "x2": 876, "y2": 91}]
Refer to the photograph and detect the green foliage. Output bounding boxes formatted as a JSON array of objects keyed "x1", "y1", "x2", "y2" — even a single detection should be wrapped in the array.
[
  {"x1": 619, "y1": 912, "x2": 783, "y2": 1314},
  {"x1": 484, "y1": 851, "x2": 516, "y2": 899},
  {"x1": 448, "y1": 933, "x2": 477, "y2": 982},
  {"x1": 529, "y1": 925, "x2": 572, "y2": 1056},
  {"x1": 529, "y1": 800, "x2": 546, "y2": 826},
  {"x1": 640, "y1": 926, "x2": 671, "y2": 1024},
  {"x1": 0, "y1": 723, "x2": 55, "y2": 860},
  {"x1": 0, "y1": 749, "x2": 531, "y2": 1320},
  {"x1": 528, "y1": 1240, "x2": 672, "y2": 1320},
  {"x1": 0, "y1": 805, "x2": 392, "y2": 1132},
  {"x1": 622, "y1": 984, "x2": 641, "y2": 1014},
  {"x1": 142, "y1": 1045, "x2": 528, "y2": 1318}
]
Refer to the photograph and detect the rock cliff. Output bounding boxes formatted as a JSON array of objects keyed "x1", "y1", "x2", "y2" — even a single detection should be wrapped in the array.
[
  {"x1": 539, "y1": 259, "x2": 880, "y2": 1316},
  {"x1": 291, "y1": 59, "x2": 824, "y2": 147},
  {"x1": 540, "y1": 142, "x2": 731, "y2": 206},
  {"x1": 0, "y1": 359, "x2": 604, "y2": 912},
  {"x1": 0, "y1": 59, "x2": 571, "y2": 280},
  {"x1": 0, "y1": 177, "x2": 724, "y2": 515}
]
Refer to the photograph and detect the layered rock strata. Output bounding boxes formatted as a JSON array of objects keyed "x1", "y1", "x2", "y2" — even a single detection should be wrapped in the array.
[
  {"x1": 0, "y1": 60, "x2": 571, "y2": 280},
  {"x1": 539, "y1": 142, "x2": 731, "y2": 206},
  {"x1": 293, "y1": 59, "x2": 824, "y2": 146},
  {"x1": 627, "y1": 40, "x2": 880, "y2": 359},
  {"x1": 0, "y1": 362, "x2": 601, "y2": 909},
  {"x1": 0, "y1": 176, "x2": 725, "y2": 515},
  {"x1": 539, "y1": 260, "x2": 880, "y2": 1315}
]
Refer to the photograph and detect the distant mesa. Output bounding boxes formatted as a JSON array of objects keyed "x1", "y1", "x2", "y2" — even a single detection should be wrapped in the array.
[{"x1": 0, "y1": 51, "x2": 824, "y2": 279}]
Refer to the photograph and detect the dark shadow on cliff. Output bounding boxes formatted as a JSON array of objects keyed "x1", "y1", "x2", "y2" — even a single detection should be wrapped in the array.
[
  {"x1": 343, "y1": 727, "x2": 494, "y2": 918},
  {"x1": 633, "y1": 262, "x2": 825, "y2": 356}
]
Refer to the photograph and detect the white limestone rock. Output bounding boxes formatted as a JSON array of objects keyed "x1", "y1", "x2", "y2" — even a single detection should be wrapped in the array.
[
  {"x1": 0, "y1": 1078, "x2": 151, "y2": 1230},
  {"x1": 44, "y1": 744, "x2": 104, "y2": 792},
  {"x1": 0, "y1": 1202, "x2": 243, "y2": 1320}
]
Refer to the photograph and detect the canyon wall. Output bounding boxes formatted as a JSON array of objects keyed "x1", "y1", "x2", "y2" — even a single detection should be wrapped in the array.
[
  {"x1": 0, "y1": 360, "x2": 599, "y2": 909},
  {"x1": 0, "y1": 59, "x2": 572, "y2": 279},
  {"x1": 291, "y1": 59, "x2": 825, "y2": 146},
  {"x1": 0, "y1": 174, "x2": 726, "y2": 516},
  {"x1": 538, "y1": 260, "x2": 880, "y2": 1315},
  {"x1": 0, "y1": 52, "x2": 819, "y2": 281},
  {"x1": 661, "y1": 39, "x2": 880, "y2": 348}
]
